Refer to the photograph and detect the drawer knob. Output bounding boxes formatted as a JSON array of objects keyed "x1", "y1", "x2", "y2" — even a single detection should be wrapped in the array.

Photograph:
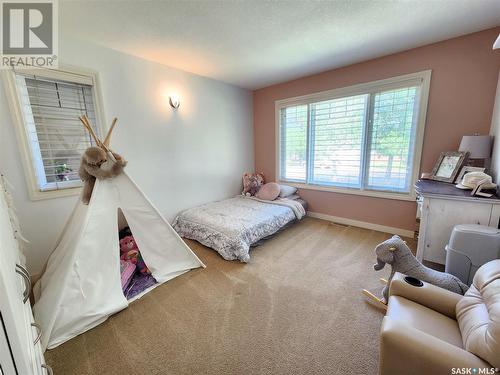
[
  {"x1": 31, "y1": 322, "x2": 42, "y2": 345},
  {"x1": 15, "y1": 264, "x2": 31, "y2": 303},
  {"x1": 41, "y1": 364, "x2": 53, "y2": 375}
]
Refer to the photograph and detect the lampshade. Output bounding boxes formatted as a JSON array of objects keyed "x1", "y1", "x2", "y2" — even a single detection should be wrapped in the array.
[
  {"x1": 459, "y1": 135, "x2": 493, "y2": 159},
  {"x1": 494, "y1": 34, "x2": 500, "y2": 50}
]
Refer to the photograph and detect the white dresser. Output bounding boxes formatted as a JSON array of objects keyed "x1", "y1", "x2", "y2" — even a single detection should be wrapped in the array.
[
  {"x1": 416, "y1": 179, "x2": 500, "y2": 265},
  {"x1": 0, "y1": 176, "x2": 50, "y2": 375}
]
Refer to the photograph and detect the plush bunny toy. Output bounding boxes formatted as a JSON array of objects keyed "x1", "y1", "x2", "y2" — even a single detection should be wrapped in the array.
[
  {"x1": 77, "y1": 115, "x2": 128, "y2": 204},
  {"x1": 78, "y1": 147, "x2": 127, "y2": 204}
]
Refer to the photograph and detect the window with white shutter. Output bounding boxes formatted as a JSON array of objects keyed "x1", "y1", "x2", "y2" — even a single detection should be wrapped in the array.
[
  {"x1": 5, "y1": 67, "x2": 104, "y2": 200},
  {"x1": 309, "y1": 94, "x2": 368, "y2": 187},
  {"x1": 277, "y1": 71, "x2": 431, "y2": 200},
  {"x1": 366, "y1": 86, "x2": 419, "y2": 192},
  {"x1": 280, "y1": 105, "x2": 308, "y2": 182}
]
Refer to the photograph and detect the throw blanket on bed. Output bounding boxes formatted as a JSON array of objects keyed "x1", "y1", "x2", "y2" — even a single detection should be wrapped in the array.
[
  {"x1": 247, "y1": 196, "x2": 306, "y2": 220},
  {"x1": 172, "y1": 196, "x2": 304, "y2": 262}
]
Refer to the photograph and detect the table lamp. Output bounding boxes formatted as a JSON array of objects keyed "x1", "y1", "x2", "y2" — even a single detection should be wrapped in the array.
[{"x1": 459, "y1": 134, "x2": 493, "y2": 167}]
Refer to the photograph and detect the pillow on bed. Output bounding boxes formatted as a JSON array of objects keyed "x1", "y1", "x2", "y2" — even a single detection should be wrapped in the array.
[
  {"x1": 279, "y1": 184, "x2": 298, "y2": 198},
  {"x1": 283, "y1": 194, "x2": 300, "y2": 200},
  {"x1": 256, "y1": 182, "x2": 280, "y2": 201}
]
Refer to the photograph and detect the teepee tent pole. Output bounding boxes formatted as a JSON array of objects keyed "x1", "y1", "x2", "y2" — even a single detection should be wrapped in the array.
[
  {"x1": 103, "y1": 118, "x2": 117, "y2": 147},
  {"x1": 79, "y1": 115, "x2": 102, "y2": 148},
  {"x1": 80, "y1": 116, "x2": 119, "y2": 164}
]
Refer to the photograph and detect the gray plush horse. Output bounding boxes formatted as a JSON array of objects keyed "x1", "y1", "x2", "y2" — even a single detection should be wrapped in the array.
[{"x1": 374, "y1": 235, "x2": 469, "y2": 301}]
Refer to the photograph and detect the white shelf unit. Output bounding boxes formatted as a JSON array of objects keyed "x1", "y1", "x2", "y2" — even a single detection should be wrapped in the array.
[{"x1": 0, "y1": 176, "x2": 50, "y2": 375}]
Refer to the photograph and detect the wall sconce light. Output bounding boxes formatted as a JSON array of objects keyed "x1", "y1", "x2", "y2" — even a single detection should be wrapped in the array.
[
  {"x1": 169, "y1": 94, "x2": 180, "y2": 109},
  {"x1": 494, "y1": 34, "x2": 500, "y2": 50}
]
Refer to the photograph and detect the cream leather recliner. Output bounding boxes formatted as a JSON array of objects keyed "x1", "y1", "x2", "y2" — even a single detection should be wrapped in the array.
[{"x1": 379, "y1": 259, "x2": 500, "y2": 375}]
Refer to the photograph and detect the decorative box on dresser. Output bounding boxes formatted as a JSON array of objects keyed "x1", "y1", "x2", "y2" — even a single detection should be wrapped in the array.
[
  {"x1": 415, "y1": 179, "x2": 500, "y2": 265},
  {"x1": 0, "y1": 176, "x2": 50, "y2": 375}
]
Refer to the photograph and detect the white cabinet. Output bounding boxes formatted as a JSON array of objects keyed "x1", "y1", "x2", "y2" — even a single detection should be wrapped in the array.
[
  {"x1": 0, "y1": 312, "x2": 17, "y2": 375},
  {"x1": 0, "y1": 176, "x2": 49, "y2": 375},
  {"x1": 489, "y1": 204, "x2": 500, "y2": 230},
  {"x1": 417, "y1": 197, "x2": 498, "y2": 264},
  {"x1": 416, "y1": 180, "x2": 500, "y2": 265}
]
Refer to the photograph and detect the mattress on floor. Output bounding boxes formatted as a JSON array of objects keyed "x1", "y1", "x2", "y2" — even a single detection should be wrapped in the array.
[
  {"x1": 295, "y1": 198, "x2": 307, "y2": 211},
  {"x1": 172, "y1": 195, "x2": 306, "y2": 262}
]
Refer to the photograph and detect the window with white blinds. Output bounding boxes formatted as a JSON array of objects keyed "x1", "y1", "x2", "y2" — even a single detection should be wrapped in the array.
[
  {"x1": 14, "y1": 72, "x2": 100, "y2": 192},
  {"x1": 366, "y1": 87, "x2": 418, "y2": 191},
  {"x1": 310, "y1": 94, "x2": 368, "y2": 187},
  {"x1": 277, "y1": 71, "x2": 430, "y2": 197},
  {"x1": 280, "y1": 105, "x2": 308, "y2": 181}
]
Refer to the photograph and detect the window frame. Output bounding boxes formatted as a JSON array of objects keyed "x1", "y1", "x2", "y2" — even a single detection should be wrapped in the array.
[
  {"x1": 275, "y1": 70, "x2": 432, "y2": 201},
  {"x1": 2, "y1": 65, "x2": 107, "y2": 201}
]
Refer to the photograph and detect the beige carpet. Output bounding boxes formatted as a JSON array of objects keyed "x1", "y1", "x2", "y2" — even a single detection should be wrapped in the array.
[{"x1": 45, "y1": 217, "x2": 415, "y2": 375}]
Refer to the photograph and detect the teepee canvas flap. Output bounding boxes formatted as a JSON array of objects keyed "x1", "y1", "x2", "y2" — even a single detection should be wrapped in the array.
[{"x1": 115, "y1": 174, "x2": 203, "y2": 283}]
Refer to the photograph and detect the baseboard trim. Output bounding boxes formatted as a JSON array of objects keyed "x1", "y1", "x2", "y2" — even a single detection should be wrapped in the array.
[{"x1": 307, "y1": 211, "x2": 414, "y2": 238}]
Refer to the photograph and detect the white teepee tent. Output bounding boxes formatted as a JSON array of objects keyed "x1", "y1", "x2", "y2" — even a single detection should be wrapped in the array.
[{"x1": 33, "y1": 117, "x2": 205, "y2": 350}]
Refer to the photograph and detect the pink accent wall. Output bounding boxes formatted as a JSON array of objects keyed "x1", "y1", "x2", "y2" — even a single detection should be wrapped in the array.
[{"x1": 253, "y1": 27, "x2": 500, "y2": 232}]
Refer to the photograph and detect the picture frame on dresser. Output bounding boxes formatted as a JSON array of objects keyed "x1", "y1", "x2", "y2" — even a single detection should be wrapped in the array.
[{"x1": 430, "y1": 151, "x2": 469, "y2": 183}]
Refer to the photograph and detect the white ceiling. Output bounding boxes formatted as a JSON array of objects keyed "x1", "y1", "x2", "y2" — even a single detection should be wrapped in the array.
[{"x1": 60, "y1": 0, "x2": 500, "y2": 90}]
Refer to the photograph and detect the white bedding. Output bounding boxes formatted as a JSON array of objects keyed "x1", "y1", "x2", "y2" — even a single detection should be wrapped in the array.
[{"x1": 172, "y1": 195, "x2": 305, "y2": 262}]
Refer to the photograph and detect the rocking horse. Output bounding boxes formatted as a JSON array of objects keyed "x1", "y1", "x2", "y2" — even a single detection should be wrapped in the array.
[{"x1": 363, "y1": 235, "x2": 469, "y2": 310}]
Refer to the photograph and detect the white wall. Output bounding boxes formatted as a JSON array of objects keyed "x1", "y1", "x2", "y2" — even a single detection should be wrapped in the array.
[
  {"x1": 0, "y1": 37, "x2": 253, "y2": 275},
  {"x1": 489, "y1": 70, "x2": 500, "y2": 182}
]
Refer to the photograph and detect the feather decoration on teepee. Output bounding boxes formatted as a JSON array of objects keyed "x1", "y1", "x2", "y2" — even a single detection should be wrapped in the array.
[{"x1": 0, "y1": 174, "x2": 30, "y2": 252}]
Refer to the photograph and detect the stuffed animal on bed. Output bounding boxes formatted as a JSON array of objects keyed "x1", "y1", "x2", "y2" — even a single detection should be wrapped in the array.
[
  {"x1": 242, "y1": 172, "x2": 265, "y2": 196},
  {"x1": 373, "y1": 235, "x2": 469, "y2": 302},
  {"x1": 119, "y1": 235, "x2": 149, "y2": 274},
  {"x1": 78, "y1": 147, "x2": 127, "y2": 204}
]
